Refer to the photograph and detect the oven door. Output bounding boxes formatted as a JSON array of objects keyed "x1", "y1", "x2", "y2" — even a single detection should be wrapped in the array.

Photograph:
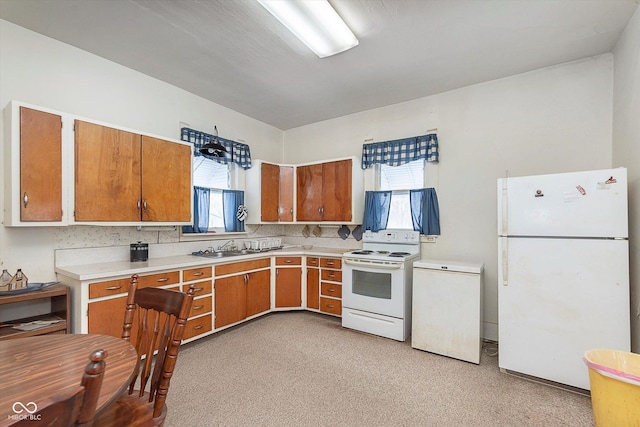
[{"x1": 342, "y1": 257, "x2": 406, "y2": 318}]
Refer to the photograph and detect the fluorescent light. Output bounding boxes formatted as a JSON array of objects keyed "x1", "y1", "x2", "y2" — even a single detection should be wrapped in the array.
[{"x1": 256, "y1": 0, "x2": 358, "y2": 58}]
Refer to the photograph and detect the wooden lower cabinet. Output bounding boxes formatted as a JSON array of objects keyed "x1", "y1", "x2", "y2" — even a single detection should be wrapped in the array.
[
  {"x1": 215, "y1": 274, "x2": 247, "y2": 328},
  {"x1": 184, "y1": 314, "x2": 212, "y2": 340},
  {"x1": 318, "y1": 257, "x2": 342, "y2": 316},
  {"x1": 306, "y1": 266, "x2": 320, "y2": 309},
  {"x1": 247, "y1": 270, "x2": 271, "y2": 317},
  {"x1": 320, "y1": 297, "x2": 342, "y2": 315},
  {"x1": 275, "y1": 267, "x2": 302, "y2": 308},
  {"x1": 87, "y1": 270, "x2": 180, "y2": 339},
  {"x1": 214, "y1": 261, "x2": 271, "y2": 329},
  {"x1": 88, "y1": 295, "x2": 128, "y2": 338}
]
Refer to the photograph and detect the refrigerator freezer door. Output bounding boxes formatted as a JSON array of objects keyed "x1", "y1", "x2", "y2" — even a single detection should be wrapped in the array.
[
  {"x1": 498, "y1": 237, "x2": 630, "y2": 390},
  {"x1": 498, "y1": 168, "x2": 627, "y2": 238}
]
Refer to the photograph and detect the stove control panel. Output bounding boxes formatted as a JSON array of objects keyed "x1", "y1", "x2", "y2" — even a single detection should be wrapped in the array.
[{"x1": 362, "y1": 229, "x2": 420, "y2": 243}]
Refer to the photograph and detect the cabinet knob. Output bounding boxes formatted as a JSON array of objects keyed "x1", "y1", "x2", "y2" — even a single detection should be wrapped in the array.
[{"x1": 23, "y1": 192, "x2": 29, "y2": 208}]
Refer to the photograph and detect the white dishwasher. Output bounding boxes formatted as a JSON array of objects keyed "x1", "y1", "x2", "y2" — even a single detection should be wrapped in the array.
[{"x1": 412, "y1": 259, "x2": 484, "y2": 364}]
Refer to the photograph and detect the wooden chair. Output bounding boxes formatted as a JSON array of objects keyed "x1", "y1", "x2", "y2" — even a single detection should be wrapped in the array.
[
  {"x1": 15, "y1": 349, "x2": 107, "y2": 427},
  {"x1": 93, "y1": 274, "x2": 195, "y2": 427}
]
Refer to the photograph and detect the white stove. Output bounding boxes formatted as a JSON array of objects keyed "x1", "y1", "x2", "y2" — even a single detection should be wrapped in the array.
[{"x1": 342, "y1": 230, "x2": 420, "y2": 341}]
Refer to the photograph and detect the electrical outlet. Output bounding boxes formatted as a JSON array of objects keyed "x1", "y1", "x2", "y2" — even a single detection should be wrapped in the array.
[{"x1": 424, "y1": 236, "x2": 437, "y2": 243}]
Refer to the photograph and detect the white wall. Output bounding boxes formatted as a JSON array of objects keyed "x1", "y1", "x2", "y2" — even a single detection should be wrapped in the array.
[
  {"x1": 2, "y1": 16, "x2": 635, "y2": 345},
  {"x1": 283, "y1": 56, "x2": 615, "y2": 340},
  {"x1": 0, "y1": 20, "x2": 283, "y2": 280},
  {"x1": 613, "y1": 7, "x2": 640, "y2": 352}
]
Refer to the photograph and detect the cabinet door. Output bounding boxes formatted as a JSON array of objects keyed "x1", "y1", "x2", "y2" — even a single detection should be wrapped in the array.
[
  {"x1": 322, "y1": 159, "x2": 352, "y2": 221},
  {"x1": 246, "y1": 269, "x2": 271, "y2": 317},
  {"x1": 19, "y1": 107, "x2": 63, "y2": 222},
  {"x1": 279, "y1": 165, "x2": 294, "y2": 222},
  {"x1": 74, "y1": 120, "x2": 141, "y2": 221},
  {"x1": 261, "y1": 162, "x2": 280, "y2": 222},
  {"x1": 141, "y1": 135, "x2": 192, "y2": 222},
  {"x1": 306, "y1": 267, "x2": 320, "y2": 309},
  {"x1": 88, "y1": 296, "x2": 128, "y2": 338},
  {"x1": 275, "y1": 268, "x2": 302, "y2": 308},
  {"x1": 296, "y1": 164, "x2": 323, "y2": 221},
  {"x1": 214, "y1": 275, "x2": 246, "y2": 328}
]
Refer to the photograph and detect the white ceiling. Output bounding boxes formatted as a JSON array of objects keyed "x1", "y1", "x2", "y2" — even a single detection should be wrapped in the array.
[{"x1": 1, "y1": 0, "x2": 637, "y2": 130}]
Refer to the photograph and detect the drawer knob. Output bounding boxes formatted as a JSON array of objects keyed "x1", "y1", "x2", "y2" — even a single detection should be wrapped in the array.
[{"x1": 105, "y1": 286, "x2": 122, "y2": 291}]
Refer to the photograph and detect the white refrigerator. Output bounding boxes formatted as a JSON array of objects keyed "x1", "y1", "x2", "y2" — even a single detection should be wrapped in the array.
[{"x1": 497, "y1": 167, "x2": 630, "y2": 390}]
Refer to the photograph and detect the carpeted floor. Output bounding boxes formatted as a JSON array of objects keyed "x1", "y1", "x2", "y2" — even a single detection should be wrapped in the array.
[{"x1": 165, "y1": 311, "x2": 594, "y2": 426}]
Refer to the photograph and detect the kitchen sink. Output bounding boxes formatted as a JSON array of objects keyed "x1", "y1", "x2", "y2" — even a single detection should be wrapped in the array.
[
  {"x1": 191, "y1": 249, "x2": 258, "y2": 258},
  {"x1": 190, "y1": 247, "x2": 283, "y2": 258}
]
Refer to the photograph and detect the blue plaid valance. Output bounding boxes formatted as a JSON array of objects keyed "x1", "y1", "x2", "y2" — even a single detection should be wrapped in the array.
[
  {"x1": 361, "y1": 133, "x2": 438, "y2": 169},
  {"x1": 181, "y1": 127, "x2": 252, "y2": 170}
]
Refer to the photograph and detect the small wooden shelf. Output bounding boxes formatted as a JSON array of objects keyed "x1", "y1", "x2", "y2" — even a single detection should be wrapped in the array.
[{"x1": 0, "y1": 284, "x2": 70, "y2": 341}]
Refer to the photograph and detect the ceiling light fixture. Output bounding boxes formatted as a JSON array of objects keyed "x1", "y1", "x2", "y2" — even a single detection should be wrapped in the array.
[
  {"x1": 199, "y1": 125, "x2": 227, "y2": 157},
  {"x1": 256, "y1": 0, "x2": 358, "y2": 58}
]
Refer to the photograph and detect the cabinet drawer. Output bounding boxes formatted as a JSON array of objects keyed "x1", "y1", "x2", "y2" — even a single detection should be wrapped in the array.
[
  {"x1": 321, "y1": 269, "x2": 342, "y2": 282},
  {"x1": 276, "y1": 256, "x2": 301, "y2": 266},
  {"x1": 321, "y1": 283, "x2": 342, "y2": 298},
  {"x1": 183, "y1": 314, "x2": 212, "y2": 340},
  {"x1": 320, "y1": 297, "x2": 341, "y2": 315},
  {"x1": 320, "y1": 258, "x2": 342, "y2": 269},
  {"x1": 215, "y1": 258, "x2": 270, "y2": 276},
  {"x1": 89, "y1": 278, "x2": 131, "y2": 299},
  {"x1": 189, "y1": 296, "x2": 212, "y2": 318},
  {"x1": 306, "y1": 257, "x2": 319, "y2": 267},
  {"x1": 183, "y1": 266, "x2": 212, "y2": 281},
  {"x1": 183, "y1": 280, "x2": 212, "y2": 297},
  {"x1": 89, "y1": 271, "x2": 179, "y2": 299},
  {"x1": 137, "y1": 271, "x2": 180, "y2": 288}
]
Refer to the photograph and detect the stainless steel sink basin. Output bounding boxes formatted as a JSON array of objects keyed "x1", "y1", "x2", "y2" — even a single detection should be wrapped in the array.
[{"x1": 191, "y1": 249, "x2": 256, "y2": 258}]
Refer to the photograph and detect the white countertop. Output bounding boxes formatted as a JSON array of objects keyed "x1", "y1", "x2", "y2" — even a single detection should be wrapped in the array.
[{"x1": 55, "y1": 246, "x2": 348, "y2": 281}]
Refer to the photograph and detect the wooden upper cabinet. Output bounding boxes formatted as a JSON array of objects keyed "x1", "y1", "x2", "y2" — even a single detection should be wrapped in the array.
[
  {"x1": 19, "y1": 107, "x2": 63, "y2": 222},
  {"x1": 296, "y1": 159, "x2": 352, "y2": 222},
  {"x1": 278, "y1": 165, "x2": 294, "y2": 222},
  {"x1": 261, "y1": 162, "x2": 280, "y2": 222},
  {"x1": 296, "y1": 163, "x2": 323, "y2": 221},
  {"x1": 140, "y1": 135, "x2": 191, "y2": 222},
  {"x1": 74, "y1": 121, "x2": 192, "y2": 223},
  {"x1": 260, "y1": 162, "x2": 294, "y2": 222},
  {"x1": 74, "y1": 120, "x2": 141, "y2": 221},
  {"x1": 321, "y1": 159, "x2": 352, "y2": 221}
]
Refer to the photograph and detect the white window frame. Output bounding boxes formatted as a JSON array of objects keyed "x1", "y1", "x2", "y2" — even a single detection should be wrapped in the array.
[
  {"x1": 376, "y1": 159, "x2": 426, "y2": 230},
  {"x1": 180, "y1": 158, "x2": 247, "y2": 240}
]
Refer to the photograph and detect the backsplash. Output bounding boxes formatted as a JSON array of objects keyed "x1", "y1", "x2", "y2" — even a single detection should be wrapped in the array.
[{"x1": 52, "y1": 224, "x2": 362, "y2": 253}]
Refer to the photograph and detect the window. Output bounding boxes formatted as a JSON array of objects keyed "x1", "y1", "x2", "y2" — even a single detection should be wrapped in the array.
[
  {"x1": 192, "y1": 156, "x2": 230, "y2": 231},
  {"x1": 379, "y1": 160, "x2": 424, "y2": 229}
]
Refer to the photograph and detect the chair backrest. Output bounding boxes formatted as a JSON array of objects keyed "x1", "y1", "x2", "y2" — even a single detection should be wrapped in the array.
[
  {"x1": 122, "y1": 274, "x2": 195, "y2": 418},
  {"x1": 15, "y1": 349, "x2": 107, "y2": 427}
]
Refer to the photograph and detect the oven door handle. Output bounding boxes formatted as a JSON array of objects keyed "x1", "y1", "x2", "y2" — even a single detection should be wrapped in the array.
[{"x1": 343, "y1": 259, "x2": 403, "y2": 270}]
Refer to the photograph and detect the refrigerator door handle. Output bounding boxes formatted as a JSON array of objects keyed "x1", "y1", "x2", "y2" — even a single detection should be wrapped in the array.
[
  {"x1": 500, "y1": 178, "x2": 508, "y2": 236},
  {"x1": 501, "y1": 237, "x2": 508, "y2": 286}
]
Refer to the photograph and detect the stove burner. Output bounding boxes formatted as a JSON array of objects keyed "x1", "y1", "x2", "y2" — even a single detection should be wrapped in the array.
[
  {"x1": 388, "y1": 252, "x2": 411, "y2": 257},
  {"x1": 351, "y1": 250, "x2": 373, "y2": 255}
]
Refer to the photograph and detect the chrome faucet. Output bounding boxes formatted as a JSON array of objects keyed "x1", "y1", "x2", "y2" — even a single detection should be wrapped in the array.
[{"x1": 217, "y1": 240, "x2": 236, "y2": 251}]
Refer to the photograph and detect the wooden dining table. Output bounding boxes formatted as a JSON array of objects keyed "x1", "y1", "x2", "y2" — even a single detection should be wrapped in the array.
[{"x1": 0, "y1": 334, "x2": 138, "y2": 426}]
